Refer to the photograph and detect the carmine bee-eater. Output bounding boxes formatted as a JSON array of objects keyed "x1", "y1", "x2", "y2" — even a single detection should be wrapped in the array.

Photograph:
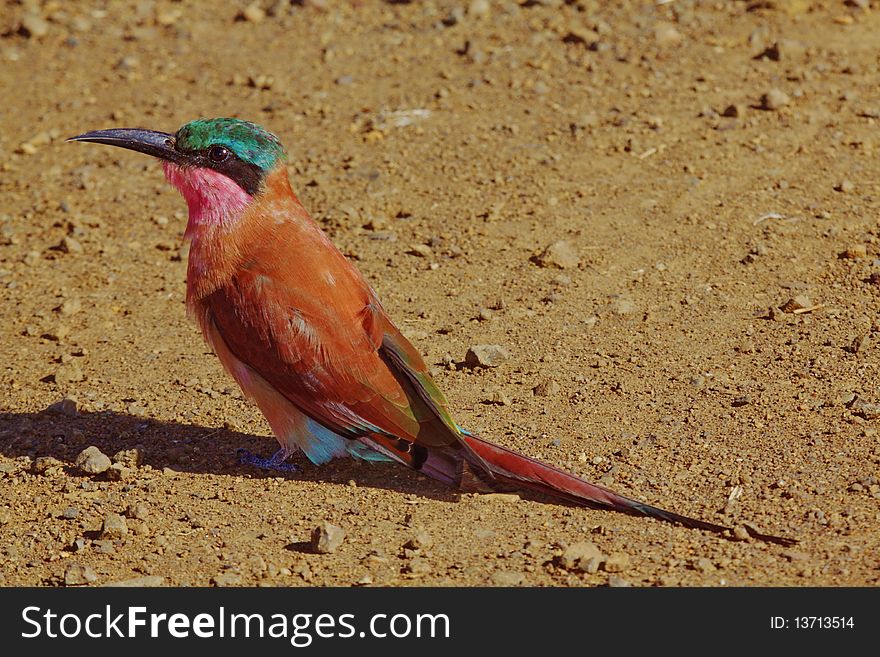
[{"x1": 69, "y1": 118, "x2": 794, "y2": 545}]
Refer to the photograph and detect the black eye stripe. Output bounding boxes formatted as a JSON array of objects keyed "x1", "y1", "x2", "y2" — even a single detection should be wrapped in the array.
[
  {"x1": 175, "y1": 144, "x2": 265, "y2": 196},
  {"x1": 208, "y1": 155, "x2": 263, "y2": 195}
]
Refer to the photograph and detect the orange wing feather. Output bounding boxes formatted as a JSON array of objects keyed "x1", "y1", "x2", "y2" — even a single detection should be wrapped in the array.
[{"x1": 188, "y1": 169, "x2": 474, "y2": 457}]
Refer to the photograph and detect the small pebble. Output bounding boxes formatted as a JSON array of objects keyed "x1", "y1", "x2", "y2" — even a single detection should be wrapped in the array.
[
  {"x1": 722, "y1": 104, "x2": 744, "y2": 118},
  {"x1": 610, "y1": 296, "x2": 636, "y2": 315},
  {"x1": 782, "y1": 549, "x2": 809, "y2": 562},
  {"x1": 46, "y1": 325, "x2": 70, "y2": 342},
  {"x1": 107, "y1": 463, "x2": 132, "y2": 481},
  {"x1": 404, "y1": 557, "x2": 431, "y2": 576},
  {"x1": 100, "y1": 513, "x2": 128, "y2": 539},
  {"x1": 46, "y1": 398, "x2": 78, "y2": 416},
  {"x1": 64, "y1": 563, "x2": 97, "y2": 586},
  {"x1": 104, "y1": 576, "x2": 164, "y2": 587},
  {"x1": 468, "y1": 0, "x2": 491, "y2": 19},
  {"x1": 532, "y1": 379, "x2": 560, "y2": 397},
  {"x1": 479, "y1": 493, "x2": 520, "y2": 503},
  {"x1": 779, "y1": 295, "x2": 812, "y2": 313},
  {"x1": 465, "y1": 344, "x2": 510, "y2": 368},
  {"x1": 840, "y1": 244, "x2": 867, "y2": 259},
  {"x1": 126, "y1": 502, "x2": 150, "y2": 520},
  {"x1": 54, "y1": 362, "x2": 84, "y2": 384},
  {"x1": 32, "y1": 456, "x2": 64, "y2": 476},
  {"x1": 653, "y1": 22, "x2": 683, "y2": 47},
  {"x1": 405, "y1": 529, "x2": 434, "y2": 551},
  {"x1": 534, "y1": 241, "x2": 580, "y2": 269},
  {"x1": 113, "y1": 447, "x2": 143, "y2": 468},
  {"x1": 607, "y1": 575, "x2": 632, "y2": 587},
  {"x1": 761, "y1": 88, "x2": 790, "y2": 110},
  {"x1": 311, "y1": 521, "x2": 345, "y2": 554},
  {"x1": 408, "y1": 244, "x2": 433, "y2": 258},
  {"x1": 241, "y1": 3, "x2": 266, "y2": 22},
  {"x1": 60, "y1": 297, "x2": 82, "y2": 315},
  {"x1": 559, "y1": 541, "x2": 604, "y2": 573},
  {"x1": 603, "y1": 552, "x2": 631, "y2": 573},
  {"x1": 61, "y1": 236, "x2": 83, "y2": 254},
  {"x1": 694, "y1": 557, "x2": 716, "y2": 573},
  {"x1": 835, "y1": 180, "x2": 855, "y2": 194},
  {"x1": 75, "y1": 446, "x2": 111, "y2": 475},
  {"x1": 775, "y1": 39, "x2": 807, "y2": 60},
  {"x1": 733, "y1": 526, "x2": 751, "y2": 541},
  {"x1": 851, "y1": 398, "x2": 880, "y2": 420},
  {"x1": 212, "y1": 572, "x2": 242, "y2": 587},
  {"x1": 20, "y1": 13, "x2": 49, "y2": 38},
  {"x1": 491, "y1": 571, "x2": 526, "y2": 586},
  {"x1": 484, "y1": 389, "x2": 512, "y2": 406}
]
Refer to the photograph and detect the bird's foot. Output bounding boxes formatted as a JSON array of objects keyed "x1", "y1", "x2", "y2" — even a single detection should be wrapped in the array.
[{"x1": 237, "y1": 447, "x2": 301, "y2": 473}]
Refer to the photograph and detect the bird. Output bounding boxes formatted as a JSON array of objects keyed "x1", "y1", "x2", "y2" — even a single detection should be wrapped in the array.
[{"x1": 69, "y1": 118, "x2": 794, "y2": 546}]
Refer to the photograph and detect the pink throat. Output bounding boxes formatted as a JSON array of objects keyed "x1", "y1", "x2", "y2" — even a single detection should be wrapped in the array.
[{"x1": 163, "y1": 163, "x2": 252, "y2": 238}]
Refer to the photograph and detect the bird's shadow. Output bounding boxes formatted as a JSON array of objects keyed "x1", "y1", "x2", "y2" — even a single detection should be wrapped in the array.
[{"x1": 0, "y1": 407, "x2": 458, "y2": 503}]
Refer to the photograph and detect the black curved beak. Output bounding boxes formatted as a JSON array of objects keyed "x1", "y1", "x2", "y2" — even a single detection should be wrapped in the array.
[{"x1": 67, "y1": 128, "x2": 187, "y2": 165}]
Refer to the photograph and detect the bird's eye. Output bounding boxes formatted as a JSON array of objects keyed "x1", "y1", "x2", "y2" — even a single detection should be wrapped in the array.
[{"x1": 208, "y1": 145, "x2": 230, "y2": 163}]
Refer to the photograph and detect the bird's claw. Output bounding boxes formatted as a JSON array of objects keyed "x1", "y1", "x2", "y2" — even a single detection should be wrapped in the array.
[{"x1": 237, "y1": 447, "x2": 301, "y2": 473}]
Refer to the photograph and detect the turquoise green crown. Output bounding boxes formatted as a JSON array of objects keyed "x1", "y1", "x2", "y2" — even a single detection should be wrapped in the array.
[{"x1": 175, "y1": 118, "x2": 286, "y2": 170}]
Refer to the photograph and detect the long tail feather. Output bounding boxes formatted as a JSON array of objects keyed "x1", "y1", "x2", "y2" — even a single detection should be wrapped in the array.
[{"x1": 459, "y1": 433, "x2": 797, "y2": 546}]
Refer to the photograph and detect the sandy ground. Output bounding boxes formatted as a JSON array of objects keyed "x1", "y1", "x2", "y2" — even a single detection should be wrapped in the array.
[{"x1": 1, "y1": 0, "x2": 879, "y2": 587}]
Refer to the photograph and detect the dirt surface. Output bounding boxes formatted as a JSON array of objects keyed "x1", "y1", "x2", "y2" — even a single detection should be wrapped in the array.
[{"x1": 1, "y1": 0, "x2": 879, "y2": 587}]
